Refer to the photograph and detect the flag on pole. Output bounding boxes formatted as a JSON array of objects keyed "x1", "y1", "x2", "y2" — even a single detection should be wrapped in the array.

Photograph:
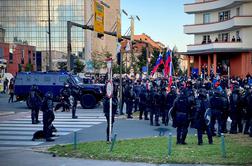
[
  {"x1": 168, "y1": 51, "x2": 173, "y2": 90},
  {"x1": 151, "y1": 53, "x2": 164, "y2": 76},
  {"x1": 164, "y1": 49, "x2": 172, "y2": 77}
]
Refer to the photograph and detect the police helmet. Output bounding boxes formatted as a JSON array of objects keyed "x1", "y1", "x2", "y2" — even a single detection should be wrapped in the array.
[{"x1": 45, "y1": 91, "x2": 53, "y2": 100}]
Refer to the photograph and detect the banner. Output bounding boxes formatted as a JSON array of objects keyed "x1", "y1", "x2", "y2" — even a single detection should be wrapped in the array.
[{"x1": 94, "y1": 0, "x2": 104, "y2": 34}]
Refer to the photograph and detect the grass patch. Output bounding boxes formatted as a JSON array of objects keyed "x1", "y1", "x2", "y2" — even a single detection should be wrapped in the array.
[{"x1": 48, "y1": 134, "x2": 252, "y2": 165}]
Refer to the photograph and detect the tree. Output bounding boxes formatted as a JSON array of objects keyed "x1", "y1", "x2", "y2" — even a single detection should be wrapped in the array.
[
  {"x1": 58, "y1": 62, "x2": 67, "y2": 71},
  {"x1": 92, "y1": 51, "x2": 112, "y2": 73},
  {"x1": 18, "y1": 64, "x2": 22, "y2": 72},
  {"x1": 74, "y1": 59, "x2": 85, "y2": 74},
  {"x1": 25, "y1": 63, "x2": 33, "y2": 71},
  {"x1": 136, "y1": 47, "x2": 147, "y2": 74}
]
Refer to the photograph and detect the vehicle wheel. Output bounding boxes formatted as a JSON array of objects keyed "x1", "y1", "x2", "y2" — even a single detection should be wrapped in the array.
[{"x1": 80, "y1": 94, "x2": 97, "y2": 109}]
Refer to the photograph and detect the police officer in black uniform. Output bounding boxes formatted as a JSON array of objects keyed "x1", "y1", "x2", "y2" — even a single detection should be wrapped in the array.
[
  {"x1": 28, "y1": 85, "x2": 42, "y2": 124},
  {"x1": 125, "y1": 82, "x2": 135, "y2": 119},
  {"x1": 172, "y1": 89, "x2": 191, "y2": 144},
  {"x1": 244, "y1": 87, "x2": 252, "y2": 137},
  {"x1": 165, "y1": 86, "x2": 177, "y2": 126},
  {"x1": 194, "y1": 88, "x2": 213, "y2": 145},
  {"x1": 71, "y1": 85, "x2": 80, "y2": 119},
  {"x1": 41, "y1": 91, "x2": 55, "y2": 142},
  {"x1": 229, "y1": 86, "x2": 243, "y2": 134},
  {"x1": 55, "y1": 83, "x2": 71, "y2": 112},
  {"x1": 139, "y1": 85, "x2": 149, "y2": 120},
  {"x1": 209, "y1": 88, "x2": 228, "y2": 136}
]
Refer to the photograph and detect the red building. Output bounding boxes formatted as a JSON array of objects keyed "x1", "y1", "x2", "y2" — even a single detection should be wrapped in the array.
[{"x1": 0, "y1": 42, "x2": 36, "y2": 76}]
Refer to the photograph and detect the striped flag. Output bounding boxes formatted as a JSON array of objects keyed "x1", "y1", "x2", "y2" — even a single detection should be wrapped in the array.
[{"x1": 151, "y1": 53, "x2": 164, "y2": 76}]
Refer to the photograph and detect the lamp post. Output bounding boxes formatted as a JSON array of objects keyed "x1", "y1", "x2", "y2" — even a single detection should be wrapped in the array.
[{"x1": 47, "y1": 0, "x2": 52, "y2": 71}]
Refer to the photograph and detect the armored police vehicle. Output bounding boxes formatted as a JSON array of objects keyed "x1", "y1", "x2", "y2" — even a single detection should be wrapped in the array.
[{"x1": 14, "y1": 71, "x2": 105, "y2": 109}]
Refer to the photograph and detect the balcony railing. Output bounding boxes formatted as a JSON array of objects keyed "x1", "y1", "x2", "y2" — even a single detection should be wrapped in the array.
[
  {"x1": 184, "y1": 16, "x2": 252, "y2": 34},
  {"x1": 184, "y1": 0, "x2": 250, "y2": 14},
  {"x1": 187, "y1": 41, "x2": 248, "y2": 52}
]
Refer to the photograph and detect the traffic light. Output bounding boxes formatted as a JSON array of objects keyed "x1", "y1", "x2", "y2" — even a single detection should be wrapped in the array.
[{"x1": 97, "y1": 33, "x2": 104, "y2": 39}]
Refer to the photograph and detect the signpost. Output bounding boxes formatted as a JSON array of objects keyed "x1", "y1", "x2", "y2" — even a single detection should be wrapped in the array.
[{"x1": 106, "y1": 58, "x2": 113, "y2": 142}]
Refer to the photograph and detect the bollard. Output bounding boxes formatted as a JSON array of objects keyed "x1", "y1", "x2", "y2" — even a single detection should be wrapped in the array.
[
  {"x1": 73, "y1": 131, "x2": 77, "y2": 150},
  {"x1": 110, "y1": 133, "x2": 117, "y2": 152},
  {"x1": 168, "y1": 132, "x2": 172, "y2": 157},
  {"x1": 221, "y1": 133, "x2": 226, "y2": 158}
]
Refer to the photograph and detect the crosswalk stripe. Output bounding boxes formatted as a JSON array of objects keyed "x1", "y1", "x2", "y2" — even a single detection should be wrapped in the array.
[
  {"x1": 0, "y1": 127, "x2": 81, "y2": 132},
  {"x1": 1, "y1": 120, "x2": 105, "y2": 124},
  {"x1": 10, "y1": 118, "x2": 106, "y2": 122},
  {"x1": 0, "y1": 135, "x2": 38, "y2": 140},
  {"x1": 0, "y1": 131, "x2": 69, "y2": 135},
  {"x1": 0, "y1": 124, "x2": 94, "y2": 128},
  {"x1": 0, "y1": 141, "x2": 44, "y2": 146}
]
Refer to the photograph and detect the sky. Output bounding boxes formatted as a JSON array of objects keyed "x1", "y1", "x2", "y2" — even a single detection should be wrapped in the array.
[{"x1": 121, "y1": 0, "x2": 194, "y2": 52}]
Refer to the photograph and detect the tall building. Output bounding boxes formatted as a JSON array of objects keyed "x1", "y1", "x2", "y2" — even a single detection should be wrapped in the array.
[
  {"x1": 0, "y1": 0, "x2": 120, "y2": 73},
  {"x1": 184, "y1": 0, "x2": 252, "y2": 78}
]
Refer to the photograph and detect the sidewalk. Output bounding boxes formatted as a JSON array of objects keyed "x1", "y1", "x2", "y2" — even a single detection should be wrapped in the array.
[{"x1": 0, "y1": 147, "x2": 228, "y2": 166}]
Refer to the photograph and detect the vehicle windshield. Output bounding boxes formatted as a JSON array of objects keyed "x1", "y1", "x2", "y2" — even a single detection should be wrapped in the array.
[{"x1": 72, "y1": 75, "x2": 84, "y2": 86}]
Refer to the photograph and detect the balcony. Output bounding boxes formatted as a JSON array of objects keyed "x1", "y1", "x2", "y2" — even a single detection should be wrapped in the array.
[
  {"x1": 184, "y1": 0, "x2": 250, "y2": 14},
  {"x1": 187, "y1": 41, "x2": 251, "y2": 53},
  {"x1": 184, "y1": 16, "x2": 252, "y2": 34}
]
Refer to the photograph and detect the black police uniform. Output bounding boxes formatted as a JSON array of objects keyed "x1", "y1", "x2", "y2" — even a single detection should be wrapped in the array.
[
  {"x1": 29, "y1": 85, "x2": 42, "y2": 124},
  {"x1": 229, "y1": 88, "x2": 243, "y2": 133},
  {"x1": 194, "y1": 90, "x2": 213, "y2": 145},
  {"x1": 165, "y1": 88, "x2": 177, "y2": 126},
  {"x1": 172, "y1": 90, "x2": 190, "y2": 144},
  {"x1": 209, "y1": 90, "x2": 228, "y2": 136},
  {"x1": 125, "y1": 84, "x2": 135, "y2": 118},
  {"x1": 244, "y1": 89, "x2": 252, "y2": 137},
  {"x1": 41, "y1": 91, "x2": 55, "y2": 142},
  {"x1": 71, "y1": 86, "x2": 80, "y2": 119},
  {"x1": 139, "y1": 86, "x2": 149, "y2": 120},
  {"x1": 55, "y1": 85, "x2": 71, "y2": 112}
]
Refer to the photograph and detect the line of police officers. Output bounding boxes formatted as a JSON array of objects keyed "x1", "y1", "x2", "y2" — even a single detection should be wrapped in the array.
[{"x1": 119, "y1": 78, "x2": 252, "y2": 145}]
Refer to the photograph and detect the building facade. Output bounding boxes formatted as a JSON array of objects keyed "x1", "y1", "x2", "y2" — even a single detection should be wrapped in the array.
[
  {"x1": 0, "y1": 42, "x2": 36, "y2": 75},
  {"x1": 184, "y1": 0, "x2": 252, "y2": 78},
  {"x1": 0, "y1": 0, "x2": 119, "y2": 73}
]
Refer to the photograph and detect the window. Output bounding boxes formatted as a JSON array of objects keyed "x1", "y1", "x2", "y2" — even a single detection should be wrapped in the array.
[
  {"x1": 21, "y1": 49, "x2": 24, "y2": 64},
  {"x1": 203, "y1": 13, "x2": 210, "y2": 24},
  {"x1": 28, "y1": 50, "x2": 31, "y2": 64},
  {"x1": 9, "y1": 52, "x2": 13, "y2": 64},
  {"x1": 0, "y1": 48, "x2": 3, "y2": 59},
  {"x1": 218, "y1": 33, "x2": 229, "y2": 42},
  {"x1": 219, "y1": 11, "x2": 230, "y2": 22},
  {"x1": 236, "y1": 7, "x2": 240, "y2": 16},
  {"x1": 202, "y1": 35, "x2": 211, "y2": 44}
]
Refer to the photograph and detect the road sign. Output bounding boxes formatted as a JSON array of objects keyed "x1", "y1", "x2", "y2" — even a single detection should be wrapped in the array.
[
  {"x1": 106, "y1": 81, "x2": 113, "y2": 98},
  {"x1": 94, "y1": 0, "x2": 104, "y2": 34}
]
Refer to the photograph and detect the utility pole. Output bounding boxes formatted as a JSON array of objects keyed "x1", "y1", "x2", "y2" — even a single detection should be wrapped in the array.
[{"x1": 48, "y1": 0, "x2": 52, "y2": 71}]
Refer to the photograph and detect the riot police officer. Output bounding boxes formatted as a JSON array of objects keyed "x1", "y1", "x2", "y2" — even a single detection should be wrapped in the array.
[
  {"x1": 28, "y1": 85, "x2": 42, "y2": 124},
  {"x1": 125, "y1": 83, "x2": 135, "y2": 119},
  {"x1": 172, "y1": 89, "x2": 191, "y2": 144},
  {"x1": 194, "y1": 88, "x2": 213, "y2": 145},
  {"x1": 229, "y1": 87, "x2": 243, "y2": 134},
  {"x1": 71, "y1": 85, "x2": 80, "y2": 119},
  {"x1": 209, "y1": 88, "x2": 228, "y2": 136},
  {"x1": 150, "y1": 86, "x2": 161, "y2": 126},
  {"x1": 55, "y1": 83, "x2": 71, "y2": 112},
  {"x1": 244, "y1": 87, "x2": 252, "y2": 137},
  {"x1": 41, "y1": 91, "x2": 55, "y2": 142},
  {"x1": 138, "y1": 85, "x2": 149, "y2": 120},
  {"x1": 165, "y1": 86, "x2": 177, "y2": 126}
]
